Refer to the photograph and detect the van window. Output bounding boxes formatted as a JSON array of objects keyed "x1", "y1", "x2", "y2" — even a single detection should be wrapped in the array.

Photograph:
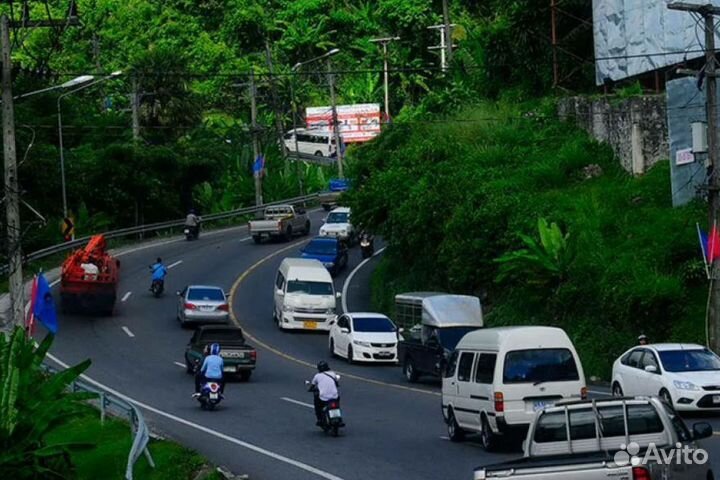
[
  {"x1": 503, "y1": 349, "x2": 579, "y2": 384},
  {"x1": 275, "y1": 271, "x2": 285, "y2": 290},
  {"x1": 534, "y1": 411, "x2": 567, "y2": 443},
  {"x1": 457, "y1": 352, "x2": 475, "y2": 382},
  {"x1": 445, "y1": 351, "x2": 459, "y2": 378},
  {"x1": 474, "y1": 354, "x2": 497, "y2": 384}
]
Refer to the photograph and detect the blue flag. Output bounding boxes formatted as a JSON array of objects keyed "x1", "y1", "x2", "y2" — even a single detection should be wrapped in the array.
[{"x1": 33, "y1": 273, "x2": 58, "y2": 334}]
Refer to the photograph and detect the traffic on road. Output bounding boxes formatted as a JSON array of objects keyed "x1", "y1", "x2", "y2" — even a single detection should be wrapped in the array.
[{"x1": 45, "y1": 205, "x2": 720, "y2": 480}]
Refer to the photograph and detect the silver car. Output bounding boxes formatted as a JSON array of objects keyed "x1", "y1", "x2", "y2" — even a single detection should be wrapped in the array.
[{"x1": 177, "y1": 285, "x2": 230, "y2": 327}]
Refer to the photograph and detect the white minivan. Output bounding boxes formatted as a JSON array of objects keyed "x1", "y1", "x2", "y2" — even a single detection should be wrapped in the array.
[
  {"x1": 441, "y1": 326, "x2": 586, "y2": 451},
  {"x1": 273, "y1": 258, "x2": 340, "y2": 331}
]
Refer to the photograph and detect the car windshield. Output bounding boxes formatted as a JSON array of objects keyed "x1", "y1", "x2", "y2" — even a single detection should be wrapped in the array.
[
  {"x1": 199, "y1": 330, "x2": 244, "y2": 343},
  {"x1": 187, "y1": 288, "x2": 224, "y2": 301},
  {"x1": 659, "y1": 349, "x2": 720, "y2": 372},
  {"x1": 436, "y1": 327, "x2": 479, "y2": 350},
  {"x1": 353, "y1": 317, "x2": 395, "y2": 332},
  {"x1": 327, "y1": 212, "x2": 349, "y2": 223},
  {"x1": 503, "y1": 349, "x2": 580, "y2": 384},
  {"x1": 286, "y1": 280, "x2": 334, "y2": 296},
  {"x1": 303, "y1": 241, "x2": 337, "y2": 255}
]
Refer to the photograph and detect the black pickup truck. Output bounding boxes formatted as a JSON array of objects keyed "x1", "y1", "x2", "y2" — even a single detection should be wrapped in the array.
[
  {"x1": 397, "y1": 294, "x2": 483, "y2": 383},
  {"x1": 184, "y1": 325, "x2": 257, "y2": 381}
]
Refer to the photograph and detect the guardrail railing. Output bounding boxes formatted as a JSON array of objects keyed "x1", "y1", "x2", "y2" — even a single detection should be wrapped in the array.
[
  {"x1": 42, "y1": 364, "x2": 154, "y2": 480},
  {"x1": 2, "y1": 193, "x2": 320, "y2": 275}
]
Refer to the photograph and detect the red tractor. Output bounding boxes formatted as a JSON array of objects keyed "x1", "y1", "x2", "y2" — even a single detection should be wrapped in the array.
[{"x1": 60, "y1": 235, "x2": 120, "y2": 315}]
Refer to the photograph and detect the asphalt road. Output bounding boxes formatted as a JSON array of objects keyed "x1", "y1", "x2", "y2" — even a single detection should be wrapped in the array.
[{"x1": 45, "y1": 211, "x2": 720, "y2": 480}]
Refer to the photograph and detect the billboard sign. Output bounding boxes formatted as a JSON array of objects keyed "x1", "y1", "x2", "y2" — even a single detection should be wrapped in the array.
[
  {"x1": 305, "y1": 103, "x2": 381, "y2": 143},
  {"x1": 593, "y1": 0, "x2": 720, "y2": 85}
]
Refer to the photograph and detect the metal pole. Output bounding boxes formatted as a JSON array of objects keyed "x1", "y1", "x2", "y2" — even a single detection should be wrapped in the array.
[
  {"x1": 1, "y1": 14, "x2": 24, "y2": 328},
  {"x1": 265, "y1": 40, "x2": 289, "y2": 166},
  {"x1": 441, "y1": 0, "x2": 452, "y2": 66},
  {"x1": 57, "y1": 98, "x2": 68, "y2": 220},
  {"x1": 327, "y1": 57, "x2": 344, "y2": 179},
  {"x1": 249, "y1": 70, "x2": 263, "y2": 207},
  {"x1": 289, "y1": 78, "x2": 304, "y2": 195},
  {"x1": 551, "y1": 0, "x2": 559, "y2": 87},
  {"x1": 439, "y1": 27, "x2": 446, "y2": 72},
  {"x1": 383, "y1": 42, "x2": 390, "y2": 119},
  {"x1": 131, "y1": 76, "x2": 140, "y2": 141}
]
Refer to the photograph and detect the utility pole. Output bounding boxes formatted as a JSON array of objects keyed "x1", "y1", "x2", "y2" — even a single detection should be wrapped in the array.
[
  {"x1": 428, "y1": 24, "x2": 455, "y2": 72},
  {"x1": 670, "y1": 2, "x2": 720, "y2": 352},
  {"x1": 327, "y1": 57, "x2": 344, "y2": 179},
  {"x1": 441, "y1": 0, "x2": 453, "y2": 66},
  {"x1": 131, "y1": 75, "x2": 140, "y2": 141},
  {"x1": 370, "y1": 36, "x2": 400, "y2": 121},
  {"x1": 249, "y1": 70, "x2": 263, "y2": 207},
  {"x1": 1, "y1": 14, "x2": 23, "y2": 328},
  {"x1": 265, "y1": 40, "x2": 289, "y2": 166}
]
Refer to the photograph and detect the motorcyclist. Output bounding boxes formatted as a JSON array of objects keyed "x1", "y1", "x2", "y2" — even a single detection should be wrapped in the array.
[
  {"x1": 310, "y1": 361, "x2": 341, "y2": 426},
  {"x1": 185, "y1": 209, "x2": 201, "y2": 237},
  {"x1": 194, "y1": 343, "x2": 224, "y2": 396},
  {"x1": 149, "y1": 257, "x2": 168, "y2": 290},
  {"x1": 638, "y1": 334, "x2": 649, "y2": 346}
]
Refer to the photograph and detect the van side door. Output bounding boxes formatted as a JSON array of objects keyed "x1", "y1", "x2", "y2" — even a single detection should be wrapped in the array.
[
  {"x1": 273, "y1": 270, "x2": 286, "y2": 318},
  {"x1": 470, "y1": 353, "x2": 497, "y2": 431},
  {"x1": 454, "y1": 351, "x2": 479, "y2": 429}
]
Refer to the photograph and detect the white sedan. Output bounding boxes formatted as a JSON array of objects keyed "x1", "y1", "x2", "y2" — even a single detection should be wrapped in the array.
[
  {"x1": 328, "y1": 313, "x2": 399, "y2": 363},
  {"x1": 611, "y1": 343, "x2": 720, "y2": 411}
]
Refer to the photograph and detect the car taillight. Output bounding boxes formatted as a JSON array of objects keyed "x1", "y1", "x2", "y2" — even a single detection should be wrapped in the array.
[
  {"x1": 184, "y1": 303, "x2": 197, "y2": 310},
  {"x1": 217, "y1": 304, "x2": 229, "y2": 312},
  {"x1": 581, "y1": 386, "x2": 588, "y2": 400},
  {"x1": 494, "y1": 392, "x2": 504, "y2": 412},
  {"x1": 632, "y1": 466, "x2": 651, "y2": 480},
  {"x1": 250, "y1": 351, "x2": 257, "y2": 360}
]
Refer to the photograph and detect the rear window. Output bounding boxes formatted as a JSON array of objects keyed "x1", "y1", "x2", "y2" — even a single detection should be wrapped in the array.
[
  {"x1": 187, "y1": 288, "x2": 225, "y2": 301},
  {"x1": 503, "y1": 349, "x2": 579, "y2": 384},
  {"x1": 199, "y1": 330, "x2": 245, "y2": 344}
]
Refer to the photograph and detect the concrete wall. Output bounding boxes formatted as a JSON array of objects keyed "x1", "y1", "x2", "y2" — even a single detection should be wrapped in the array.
[{"x1": 557, "y1": 95, "x2": 668, "y2": 175}]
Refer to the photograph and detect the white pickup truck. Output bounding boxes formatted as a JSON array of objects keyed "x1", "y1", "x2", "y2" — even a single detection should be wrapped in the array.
[
  {"x1": 248, "y1": 205, "x2": 311, "y2": 243},
  {"x1": 474, "y1": 396, "x2": 714, "y2": 480}
]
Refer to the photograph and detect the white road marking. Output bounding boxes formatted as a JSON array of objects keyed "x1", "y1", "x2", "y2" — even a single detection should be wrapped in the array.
[
  {"x1": 173, "y1": 361, "x2": 186, "y2": 369},
  {"x1": 45, "y1": 353, "x2": 343, "y2": 480},
  {"x1": 121, "y1": 326, "x2": 135, "y2": 338},
  {"x1": 281, "y1": 397, "x2": 314, "y2": 409},
  {"x1": 167, "y1": 260, "x2": 183, "y2": 269},
  {"x1": 439, "y1": 436, "x2": 449, "y2": 440},
  {"x1": 341, "y1": 247, "x2": 386, "y2": 313},
  {"x1": 121, "y1": 291, "x2": 132, "y2": 302}
]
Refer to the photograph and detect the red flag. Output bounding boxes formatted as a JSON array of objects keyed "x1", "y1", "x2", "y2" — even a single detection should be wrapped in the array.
[
  {"x1": 710, "y1": 226, "x2": 720, "y2": 263},
  {"x1": 25, "y1": 275, "x2": 38, "y2": 336}
]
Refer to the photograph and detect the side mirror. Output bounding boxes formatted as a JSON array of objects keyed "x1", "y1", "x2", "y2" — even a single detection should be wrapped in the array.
[
  {"x1": 692, "y1": 422, "x2": 713, "y2": 440},
  {"x1": 336, "y1": 292, "x2": 342, "y2": 298},
  {"x1": 398, "y1": 327, "x2": 405, "y2": 334},
  {"x1": 328, "y1": 319, "x2": 336, "y2": 326},
  {"x1": 644, "y1": 365, "x2": 658, "y2": 374},
  {"x1": 224, "y1": 291, "x2": 230, "y2": 298},
  {"x1": 322, "y1": 217, "x2": 328, "y2": 223},
  {"x1": 276, "y1": 289, "x2": 284, "y2": 296},
  {"x1": 340, "y1": 328, "x2": 350, "y2": 334}
]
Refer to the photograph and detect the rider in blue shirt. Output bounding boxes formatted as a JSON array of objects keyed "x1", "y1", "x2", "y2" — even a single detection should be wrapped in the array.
[
  {"x1": 150, "y1": 257, "x2": 168, "y2": 282},
  {"x1": 194, "y1": 343, "x2": 225, "y2": 395}
]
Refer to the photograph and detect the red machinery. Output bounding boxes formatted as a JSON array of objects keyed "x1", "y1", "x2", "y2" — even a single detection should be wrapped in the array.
[{"x1": 60, "y1": 235, "x2": 120, "y2": 315}]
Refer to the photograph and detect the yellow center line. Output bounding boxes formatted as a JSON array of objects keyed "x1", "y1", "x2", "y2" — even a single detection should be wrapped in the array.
[{"x1": 227, "y1": 239, "x2": 441, "y2": 397}]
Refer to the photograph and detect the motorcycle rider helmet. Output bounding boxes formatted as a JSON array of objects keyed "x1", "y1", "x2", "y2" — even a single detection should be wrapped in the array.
[
  {"x1": 317, "y1": 360, "x2": 330, "y2": 372},
  {"x1": 156, "y1": 257, "x2": 162, "y2": 264},
  {"x1": 210, "y1": 343, "x2": 221, "y2": 355},
  {"x1": 638, "y1": 334, "x2": 648, "y2": 345}
]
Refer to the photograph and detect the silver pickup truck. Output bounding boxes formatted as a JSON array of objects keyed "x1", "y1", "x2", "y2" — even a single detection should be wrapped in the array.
[
  {"x1": 248, "y1": 205, "x2": 311, "y2": 243},
  {"x1": 474, "y1": 397, "x2": 714, "y2": 480}
]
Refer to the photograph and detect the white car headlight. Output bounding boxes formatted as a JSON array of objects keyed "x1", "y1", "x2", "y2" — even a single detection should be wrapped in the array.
[
  {"x1": 353, "y1": 340, "x2": 372, "y2": 347},
  {"x1": 282, "y1": 305, "x2": 294, "y2": 312},
  {"x1": 673, "y1": 380, "x2": 699, "y2": 391}
]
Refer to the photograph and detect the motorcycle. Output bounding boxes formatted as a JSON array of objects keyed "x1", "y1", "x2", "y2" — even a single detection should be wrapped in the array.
[
  {"x1": 360, "y1": 234, "x2": 374, "y2": 259},
  {"x1": 197, "y1": 381, "x2": 223, "y2": 410},
  {"x1": 306, "y1": 380, "x2": 344, "y2": 437},
  {"x1": 184, "y1": 224, "x2": 200, "y2": 241},
  {"x1": 150, "y1": 278, "x2": 164, "y2": 297}
]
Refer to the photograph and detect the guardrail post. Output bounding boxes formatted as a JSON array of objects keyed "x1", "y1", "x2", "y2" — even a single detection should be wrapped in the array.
[
  {"x1": 99, "y1": 392, "x2": 106, "y2": 424},
  {"x1": 143, "y1": 447, "x2": 155, "y2": 469}
]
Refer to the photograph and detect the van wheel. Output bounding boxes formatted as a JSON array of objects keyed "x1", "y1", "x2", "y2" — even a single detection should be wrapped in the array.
[
  {"x1": 403, "y1": 358, "x2": 419, "y2": 383},
  {"x1": 447, "y1": 410, "x2": 465, "y2": 442},
  {"x1": 275, "y1": 311, "x2": 283, "y2": 330},
  {"x1": 612, "y1": 382, "x2": 623, "y2": 397},
  {"x1": 480, "y1": 415, "x2": 498, "y2": 451},
  {"x1": 314, "y1": 150, "x2": 324, "y2": 157}
]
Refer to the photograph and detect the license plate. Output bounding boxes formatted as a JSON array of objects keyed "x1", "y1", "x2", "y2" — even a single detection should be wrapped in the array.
[
  {"x1": 209, "y1": 392, "x2": 218, "y2": 400},
  {"x1": 223, "y1": 366, "x2": 236, "y2": 372},
  {"x1": 303, "y1": 321, "x2": 317, "y2": 329},
  {"x1": 533, "y1": 400, "x2": 554, "y2": 412},
  {"x1": 328, "y1": 408, "x2": 342, "y2": 418},
  {"x1": 713, "y1": 395, "x2": 720, "y2": 404},
  {"x1": 201, "y1": 306, "x2": 214, "y2": 311}
]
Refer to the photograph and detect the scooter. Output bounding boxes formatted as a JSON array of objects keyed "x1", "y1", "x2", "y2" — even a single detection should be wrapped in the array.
[
  {"x1": 360, "y1": 234, "x2": 374, "y2": 259},
  {"x1": 306, "y1": 380, "x2": 344, "y2": 437},
  {"x1": 184, "y1": 225, "x2": 200, "y2": 241},
  {"x1": 197, "y1": 381, "x2": 223, "y2": 410},
  {"x1": 150, "y1": 278, "x2": 164, "y2": 297}
]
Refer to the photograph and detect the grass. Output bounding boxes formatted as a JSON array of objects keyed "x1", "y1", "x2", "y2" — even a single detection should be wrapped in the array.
[{"x1": 47, "y1": 407, "x2": 223, "y2": 480}]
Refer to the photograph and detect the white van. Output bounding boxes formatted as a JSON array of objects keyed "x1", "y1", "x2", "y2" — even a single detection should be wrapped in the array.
[
  {"x1": 441, "y1": 326, "x2": 586, "y2": 451},
  {"x1": 273, "y1": 258, "x2": 340, "y2": 331}
]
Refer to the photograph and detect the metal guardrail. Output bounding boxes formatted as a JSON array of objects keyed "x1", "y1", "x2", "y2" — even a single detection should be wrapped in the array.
[
  {"x1": 42, "y1": 364, "x2": 154, "y2": 480},
  {"x1": 3, "y1": 193, "x2": 320, "y2": 274}
]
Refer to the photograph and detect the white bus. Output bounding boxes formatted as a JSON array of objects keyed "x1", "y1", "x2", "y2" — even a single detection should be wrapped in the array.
[{"x1": 283, "y1": 128, "x2": 338, "y2": 158}]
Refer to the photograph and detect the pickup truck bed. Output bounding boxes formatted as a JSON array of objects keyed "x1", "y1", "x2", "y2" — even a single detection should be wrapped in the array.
[{"x1": 477, "y1": 452, "x2": 633, "y2": 479}]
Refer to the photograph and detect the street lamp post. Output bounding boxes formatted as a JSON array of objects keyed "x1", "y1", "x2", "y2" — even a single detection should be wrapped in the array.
[
  {"x1": 57, "y1": 71, "x2": 121, "y2": 225},
  {"x1": 370, "y1": 36, "x2": 400, "y2": 121}
]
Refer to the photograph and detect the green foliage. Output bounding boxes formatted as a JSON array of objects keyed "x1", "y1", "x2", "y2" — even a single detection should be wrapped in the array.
[
  {"x1": 351, "y1": 102, "x2": 705, "y2": 378},
  {"x1": 0, "y1": 328, "x2": 93, "y2": 479}
]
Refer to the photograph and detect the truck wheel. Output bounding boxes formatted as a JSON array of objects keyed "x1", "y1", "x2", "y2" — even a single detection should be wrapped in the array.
[
  {"x1": 480, "y1": 415, "x2": 498, "y2": 451},
  {"x1": 239, "y1": 371, "x2": 252, "y2": 382},
  {"x1": 284, "y1": 226, "x2": 292, "y2": 242},
  {"x1": 403, "y1": 358, "x2": 419, "y2": 383},
  {"x1": 447, "y1": 409, "x2": 465, "y2": 442},
  {"x1": 252, "y1": 235, "x2": 262, "y2": 244}
]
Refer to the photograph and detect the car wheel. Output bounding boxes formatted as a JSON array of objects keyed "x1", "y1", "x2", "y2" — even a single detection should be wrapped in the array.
[
  {"x1": 276, "y1": 312, "x2": 283, "y2": 330},
  {"x1": 480, "y1": 415, "x2": 498, "y2": 451},
  {"x1": 240, "y1": 371, "x2": 252, "y2": 382},
  {"x1": 404, "y1": 358, "x2": 419, "y2": 382},
  {"x1": 660, "y1": 389, "x2": 673, "y2": 408},
  {"x1": 329, "y1": 338, "x2": 337, "y2": 358},
  {"x1": 185, "y1": 358, "x2": 194, "y2": 375},
  {"x1": 612, "y1": 382, "x2": 623, "y2": 397},
  {"x1": 253, "y1": 235, "x2": 262, "y2": 244},
  {"x1": 284, "y1": 226, "x2": 292, "y2": 242},
  {"x1": 447, "y1": 409, "x2": 465, "y2": 442},
  {"x1": 347, "y1": 345, "x2": 355, "y2": 364}
]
